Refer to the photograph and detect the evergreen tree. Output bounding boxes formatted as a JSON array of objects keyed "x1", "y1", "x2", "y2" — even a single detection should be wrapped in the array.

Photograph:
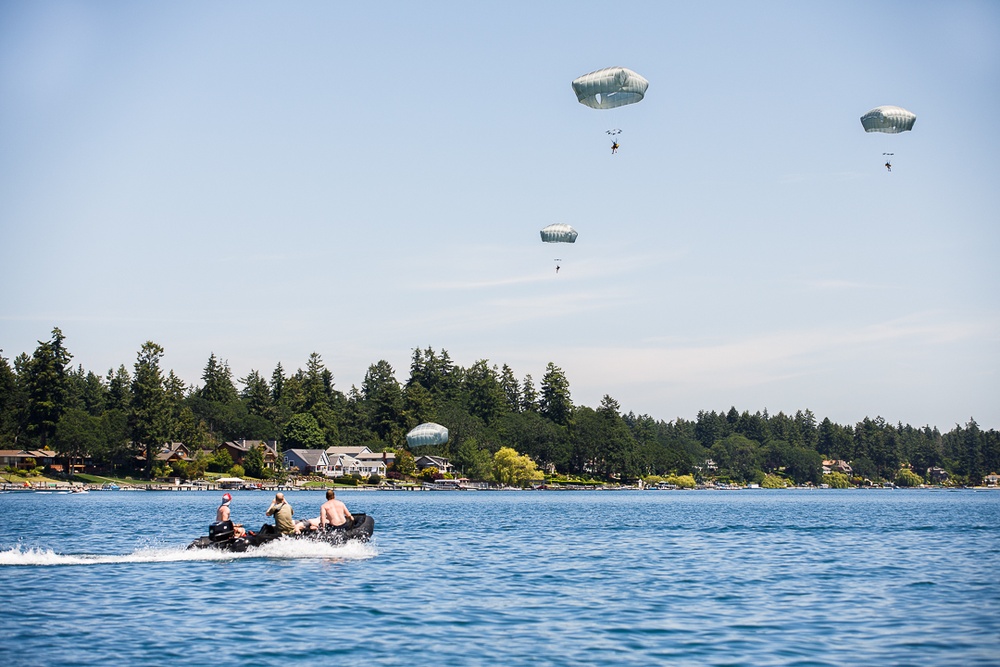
[
  {"x1": 106, "y1": 365, "x2": 132, "y2": 412},
  {"x1": 499, "y1": 364, "x2": 521, "y2": 413},
  {"x1": 795, "y1": 409, "x2": 818, "y2": 450},
  {"x1": 464, "y1": 360, "x2": 506, "y2": 426},
  {"x1": 0, "y1": 351, "x2": 23, "y2": 446},
  {"x1": 539, "y1": 363, "x2": 572, "y2": 426},
  {"x1": 241, "y1": 369, "x2": 272, "y2": 418},
  {"x1": 24, "y1": 328, "x2": 73, "y2": 449},
  {"x1": 695, "y1": 410, "x2": 728, "y2": 448},
  {"x1": 362, "y1": 360, "x2": 405, "y2": 446},
  {"x1": 301, "y1": 352, "x2": 340, "y2": 445},
  {"x1": 130, "y1": 342, "x2": 169, "y2": 479},
  {"x1": 200, "y1": 353, "x2": 238, "y2": 404},
  {"x1": 597, "y1": 395, "x2": 639, "y2": 481},
  {"x1": 520, "y1": 374, "x2": 538, "y2": 412},
  {"x1": 403, "y1": 382, "x2": 435, "y2": 428},
  {"x1": 270, "y1": 363, "x2": 286, "y2": 404}
]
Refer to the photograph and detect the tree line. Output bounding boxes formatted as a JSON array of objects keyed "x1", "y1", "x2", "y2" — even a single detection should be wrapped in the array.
[{"x1": 1, "y1": 328, "x2": 997, "y2": 485}]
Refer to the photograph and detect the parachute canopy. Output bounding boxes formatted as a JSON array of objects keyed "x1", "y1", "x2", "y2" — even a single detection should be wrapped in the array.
[
  {"x1": 861, "y1": 106, "x2": 916, "y2": 134},
  {"x1": 540, "y1": 223, "x2": 578, "y2": 244},
  {"x1": 406, "y1": 422, "x2": 449, "y2": 448},
  {"x1": 572, "y1": 67, "x2": 649, "y2": 110}
]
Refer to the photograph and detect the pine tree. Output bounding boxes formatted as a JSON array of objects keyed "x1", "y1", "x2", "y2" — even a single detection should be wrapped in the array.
[
  {"x1": 24, "y1": 328, "x2": 73, "y2": 448},
  {"x1": 539, "y1": 363, "x2": 572, "y2": 426},
  {"x1": 130, "y1": 341, "x2": 168, "y2": 479}
]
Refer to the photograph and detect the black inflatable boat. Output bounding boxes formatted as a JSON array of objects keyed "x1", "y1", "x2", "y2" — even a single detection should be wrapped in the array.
[{"x1": 188, "y1": 513, "x2": 374, "y2": 552}]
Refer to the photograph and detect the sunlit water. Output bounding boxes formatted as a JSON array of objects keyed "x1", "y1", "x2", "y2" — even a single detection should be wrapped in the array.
[{"x1": 1, "y1": 488, "x2": 997, "y2": 666}]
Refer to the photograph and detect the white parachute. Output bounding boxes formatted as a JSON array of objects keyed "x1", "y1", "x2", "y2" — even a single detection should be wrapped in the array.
[
  {"x1": 540, "y1": 224, "x2": 577, "y2": 274},
  {"x1": 860, "y1": 106, "x2": 916, "y2": 134},
  {"x1": 406, "y1": 422, "x2": 449, "y2": 448},
  {"x1": 861, "y1": 106, "x2": 916, "y2": 171},
  {"x1": 539, "y1": 223, "x2": 579, "y2": 244},
  {"x1": 572, "y1": 67, "x2": 649, "y2": 109}
]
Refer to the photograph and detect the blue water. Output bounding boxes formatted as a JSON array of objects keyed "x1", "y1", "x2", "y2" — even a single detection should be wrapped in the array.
[{"x1": 1, "y1": 488, "x2": 998, "y2": 666}]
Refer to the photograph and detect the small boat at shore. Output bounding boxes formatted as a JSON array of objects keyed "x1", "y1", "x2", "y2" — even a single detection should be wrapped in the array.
[{"x1": 187, "y1": 514, "x2": 374, "y2": 553}]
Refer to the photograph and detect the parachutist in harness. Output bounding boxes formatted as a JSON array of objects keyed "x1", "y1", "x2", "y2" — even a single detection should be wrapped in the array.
[
  {"x1": 885, "y1": 161, "x2": 892, "y2": 172},
  {"x1": 607, "y1": 128, "x2": 621, "y2": 154}
]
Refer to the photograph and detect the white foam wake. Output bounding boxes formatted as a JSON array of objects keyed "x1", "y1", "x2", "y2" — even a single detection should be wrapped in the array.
[{"x1": 0, "y1": 538, "x2": 377, "y2": 566}]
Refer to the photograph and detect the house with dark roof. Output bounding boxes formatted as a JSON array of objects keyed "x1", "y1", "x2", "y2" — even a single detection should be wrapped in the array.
[
  {"x1": 156, "y1": 443, "x2": 192, "y2": 463},
  {"x1": 414, "y1": 455, "x2": 452, "y2": 474},
  {"x1": 221, "y1": 440, "x2": 280, "y2": 470},
  {"x1": 282, "y1": 448, "x2": 331, "y2": 475}
]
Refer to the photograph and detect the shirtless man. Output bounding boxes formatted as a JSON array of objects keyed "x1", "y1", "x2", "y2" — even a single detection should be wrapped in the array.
[
  {"x1": 319, "y1": 489, "x2": 353, "y2": 529},
  {"x1": 216, "y1": 493, "x2": 246, "y2": 537}
]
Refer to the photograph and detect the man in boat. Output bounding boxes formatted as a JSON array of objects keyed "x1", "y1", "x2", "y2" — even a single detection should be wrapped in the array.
[
  {"x1": 318, "y1": 489, "x2": 354, "y2": 530},
  {"x1": 216, "y1": 492, "x2": 246, "y2": 538},
  {"x1": 266, "y1": 492, "x2": 299, "y2": 534}
]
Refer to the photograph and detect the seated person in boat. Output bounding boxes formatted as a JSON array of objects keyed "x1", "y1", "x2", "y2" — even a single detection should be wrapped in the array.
[
  {"x1": 265, "y1": 492, "x2": 300, "y2": 534},
  {"x1": 319, "y1": 489, "x2": 354, "y2": 529},
  {"x1": 217, "y1": 493, "x2": 246, "y2": 538}
]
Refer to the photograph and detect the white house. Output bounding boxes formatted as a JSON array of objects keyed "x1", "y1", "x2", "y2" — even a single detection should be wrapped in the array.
[{"x1": 326, "y1": 446, "x2": 392, "y2": 477}]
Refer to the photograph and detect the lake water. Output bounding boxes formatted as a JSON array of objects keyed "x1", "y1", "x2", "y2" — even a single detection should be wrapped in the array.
[{"x1": 1, "y1": 488, "x2": 998, "y2": 666}]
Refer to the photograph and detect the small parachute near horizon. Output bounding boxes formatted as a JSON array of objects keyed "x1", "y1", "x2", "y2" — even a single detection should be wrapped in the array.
[
  {"x1": 406, "y1": 422, "x2": 449, "y2": 448},
  {"x1": 861, "y1": 105, "x2": 916, "y2": 172},
  {"x1": 541, "y1": 223, "x2": 578, "y2": 274}
]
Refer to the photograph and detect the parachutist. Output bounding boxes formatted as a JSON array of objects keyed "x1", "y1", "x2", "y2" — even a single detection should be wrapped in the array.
[
  {"x1": 555, "y1": 265, "x2": 560, "y2": 274},
  {"x1": 611, "y1": 141, "x2": 619, "y2": 154},
  {"x1": 885, "y1": 161, "x2": 892, "y2": 172}
]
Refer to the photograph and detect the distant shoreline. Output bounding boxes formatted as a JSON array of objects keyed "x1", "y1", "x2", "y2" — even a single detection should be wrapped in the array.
[{"x1": 4, "y1": 482, "x2": 998, "y2": 493}]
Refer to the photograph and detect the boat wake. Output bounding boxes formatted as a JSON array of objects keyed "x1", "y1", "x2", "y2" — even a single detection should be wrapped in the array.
[{"x1": 0, "y1": 538, "x2": 377, "y2": 566}]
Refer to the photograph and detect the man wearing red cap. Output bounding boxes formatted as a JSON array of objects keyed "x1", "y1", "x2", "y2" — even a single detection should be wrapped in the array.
[{"x1": 216, "y1": 492, "x2": 246, "y2": 537}]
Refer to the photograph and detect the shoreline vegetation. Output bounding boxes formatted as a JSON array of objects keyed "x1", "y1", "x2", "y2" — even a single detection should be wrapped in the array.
[
  {"x1": 2, "y1": 329, "x2": 998, "y2": 492},
  {"x1": 3, "y1": 470, "x2": 998, "y2": 494}
]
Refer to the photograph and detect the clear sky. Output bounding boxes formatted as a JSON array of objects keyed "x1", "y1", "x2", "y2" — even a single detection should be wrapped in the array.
[{"x1": 2, "y1": 1, "x2": 998, "y2": 430}]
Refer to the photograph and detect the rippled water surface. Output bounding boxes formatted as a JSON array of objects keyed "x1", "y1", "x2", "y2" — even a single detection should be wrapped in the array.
[{"x1": 1, "y1": 488, "x2": 998, "y2": 666}]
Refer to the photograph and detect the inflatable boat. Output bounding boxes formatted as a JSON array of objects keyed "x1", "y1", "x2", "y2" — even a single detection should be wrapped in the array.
[{"x1": 188, "y1": 513, "x2": 374, "y2": 552}]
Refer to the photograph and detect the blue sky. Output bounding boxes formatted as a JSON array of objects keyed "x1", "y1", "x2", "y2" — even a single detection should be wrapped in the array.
[{"x1": 2, "y1": 1, "x2": 998, "y2": 430}]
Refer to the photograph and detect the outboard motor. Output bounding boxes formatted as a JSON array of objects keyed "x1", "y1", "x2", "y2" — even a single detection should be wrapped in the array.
[{"x1": 208, "y1": 520, "x2": 235, "y2": 542}]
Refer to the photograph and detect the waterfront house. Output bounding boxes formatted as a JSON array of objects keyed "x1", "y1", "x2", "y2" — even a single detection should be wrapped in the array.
[
  {"x1": 0, "y1": 449, "x2": 55, "y2": 470},
  {"x1": 985, "y1": 472, "x2": 1000, "y2": 487},
  {"x1": 326, "y1": 446, "x2": 392, "y2": 477},
  {"x1": 283, "y1": 448, "x2": 331, "y2": 475},
  {"x1": 325, "y1": 452, "x2": 362, "y2": 478},
  {"x1": 926, "y1": 467, "x2": 950, "y2": 484},
  {"x1": 156, "y1": 443, "x2": 192, "y2": 464},
  {"x1": 694, "y1": 459, "x2": 718, "y2": 474},
  {"x1": 221, "y1": 440, "x2": 279, "y2": 471},
  {"x1": 823, "y1": 460, "x2": 853, "y2": 475},
  {"x1": 414, "y1": 455, "x2": 452, "y2": 474}
]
